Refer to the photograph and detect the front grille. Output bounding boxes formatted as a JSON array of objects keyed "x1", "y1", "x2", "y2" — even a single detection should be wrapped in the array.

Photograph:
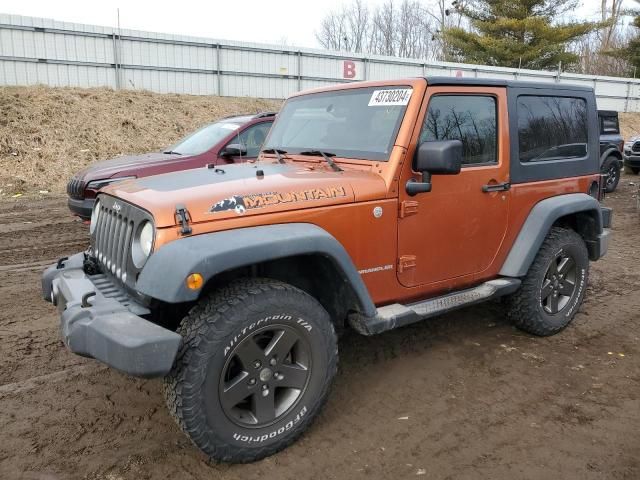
[
  {"x1": 91, "y1": 194, "x2": 149, "y2": 289},
  {"x1": 632, "y1": 142, "x2": 640, "y2": 153},
  {"x1": 66, "y1": 176, "x2": 85, "y2": 199},
  {"x1": 94, "y1": 205, "x2": 134, "y2": 283}
]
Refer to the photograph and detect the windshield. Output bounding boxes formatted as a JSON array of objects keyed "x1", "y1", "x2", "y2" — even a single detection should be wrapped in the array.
[
  {"x1": 167, "y1": 121, "x2": 243, "y2": 155},
  {"x1": 263, "y1": 86, "x2": 412, "y2": 161}
]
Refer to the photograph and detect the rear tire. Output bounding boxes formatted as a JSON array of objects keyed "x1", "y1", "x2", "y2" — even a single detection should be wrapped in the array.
[
  {"x1": 163, "y1": 278, "x2": 338, "y2": 463},
  {"x1": 506, "y1": 227, "x2": 589, "y2": 336},
  {"x1": 602, "y1": 156, "x2": 621, "y2": 192},
  {"x1": 629, "y1": 167, "x2": 640, "y2": 175}
]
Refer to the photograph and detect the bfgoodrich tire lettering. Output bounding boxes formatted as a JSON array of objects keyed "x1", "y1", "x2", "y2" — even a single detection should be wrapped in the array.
[
  {"x1": 163, "y1": 278, "x2": 338, "y2": 463},
  {"x1": 506, "y1": 227, "x2": 589, "y2": 336}
]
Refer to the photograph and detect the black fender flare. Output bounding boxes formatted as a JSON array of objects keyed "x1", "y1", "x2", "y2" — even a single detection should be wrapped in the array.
[
  {"x1": 135, "y1": 223, "x2": 377, "y2": 316},
  {"x1": 499, "y1": 193, "x2": 604, "y2": 278},
  {"x1": 600, "y1": 147, "x2": 622, "y2": 167}
]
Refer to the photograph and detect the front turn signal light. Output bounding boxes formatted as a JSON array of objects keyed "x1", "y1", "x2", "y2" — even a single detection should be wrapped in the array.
[{"x1": 186, "y1": 273, "x2": 204, "y2": 290}]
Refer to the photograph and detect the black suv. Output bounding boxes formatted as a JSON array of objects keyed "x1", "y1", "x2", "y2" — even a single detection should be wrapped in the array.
[{"x1": 598, "y1": 110, "x2": 624, "y2": 192}]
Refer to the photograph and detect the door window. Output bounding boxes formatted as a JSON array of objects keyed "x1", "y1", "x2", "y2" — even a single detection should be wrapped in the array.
[
  {"x1": 227, "y1": 122, "x2": 272, "y2": 157},
  {"x1": 420, "y1": 95, "x2": 497, "y2": 165}
]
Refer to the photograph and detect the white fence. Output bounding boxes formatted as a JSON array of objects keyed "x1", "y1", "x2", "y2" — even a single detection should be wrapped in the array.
[{"x1": 2, "y1": 13, "x2": 640, "y2": 111}]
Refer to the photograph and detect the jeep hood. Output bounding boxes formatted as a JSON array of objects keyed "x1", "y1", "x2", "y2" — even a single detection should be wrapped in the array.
[{"x1": 104, "y1": 162, "x2": 388, "y2": 227}]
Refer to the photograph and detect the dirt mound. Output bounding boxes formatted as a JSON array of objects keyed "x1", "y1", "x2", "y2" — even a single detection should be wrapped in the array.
[
  {"x1": 0, "y1": 86, "x2": 280, "y2": 195},
  {"x1": 620, "y1": 112, "x2": 640, "y2": 139}
]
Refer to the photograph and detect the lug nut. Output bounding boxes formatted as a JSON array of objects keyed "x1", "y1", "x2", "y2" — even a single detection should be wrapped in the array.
[
  {"x1": 262, "y1": 388, "x2": 269, "y2": 397},
  {"x1": 269, "y1": 358, "x2": 277, "y2": 366},
  {"x1": 253, "y1": 360, "x2": 262, "y2": 369},
  {"x1": 248, "y1": 378, "x2": 256, "y2": 386},
  {"x1": 275, "y1": 372, "x2": 284, "y2": 380},
  {"x1": 262, "y1": 384, "x2": 268, "y2": 390}
]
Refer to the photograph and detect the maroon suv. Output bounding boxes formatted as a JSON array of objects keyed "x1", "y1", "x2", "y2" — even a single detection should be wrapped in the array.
[{"x1": 67, "y1": 112, "x2": 276, "y2": 219}]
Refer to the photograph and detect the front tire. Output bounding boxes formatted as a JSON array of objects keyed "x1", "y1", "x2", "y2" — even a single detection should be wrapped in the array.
[
  {"x1": 164, "y1": 278, "x2": 338, "y2": 463},
  {"x1": 506, "y1": 227, "x2": 589, "y2": 336}
]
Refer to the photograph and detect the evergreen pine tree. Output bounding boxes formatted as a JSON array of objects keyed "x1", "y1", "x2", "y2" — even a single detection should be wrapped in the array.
[{"x1": 443, "y1": 0, "x2": 602, "y2": 70}]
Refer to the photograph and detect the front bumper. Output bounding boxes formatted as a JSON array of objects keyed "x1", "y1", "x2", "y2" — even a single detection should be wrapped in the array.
[
  {"x1": 623, "y1": 152, "x2": 640, "y2": 169},
  {"x1": 591, "y1": 229, "x2": 611, "y2": 260},
  {"x1": 585, "y1": 207, "x2": 612, "y2": 261},
  {"x1": 67, "y1": 196, "x2": 95, "y2": 220},
  {"x1": 42, "y1": 253, "x2": 181, "y2": 378}
]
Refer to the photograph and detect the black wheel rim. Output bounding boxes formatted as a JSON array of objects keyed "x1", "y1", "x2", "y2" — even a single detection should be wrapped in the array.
[
  {"x1": 219, "y1": 324, "x2": 311, "y2": 428},
  {"x1": 606, "y1": 165, "x2": 618, "y2": 188},
  {"x1": 540, "y1": 252, "x2": 578, "y2": 314}
]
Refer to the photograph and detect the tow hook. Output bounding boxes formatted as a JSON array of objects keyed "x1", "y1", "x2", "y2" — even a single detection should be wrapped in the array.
[{"x1": 81, "y1": 291, "x2": 96, "y2": 308}]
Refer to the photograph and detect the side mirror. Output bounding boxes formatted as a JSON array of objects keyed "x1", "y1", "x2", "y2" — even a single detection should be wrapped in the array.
[
  {"x1": 407, "y1": 140, "x2": 463, "y2": 195},
  {"x1": 220, "y1": 143, "x2": 247, "y2": 157}
]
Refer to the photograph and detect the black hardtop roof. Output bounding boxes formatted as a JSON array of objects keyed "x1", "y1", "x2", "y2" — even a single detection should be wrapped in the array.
[{"x1": 425, "y1": 76, "x2": 593, "y2": 92}]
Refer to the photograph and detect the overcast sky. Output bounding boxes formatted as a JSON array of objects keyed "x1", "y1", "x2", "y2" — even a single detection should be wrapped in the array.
[{"x1": 1, "y1": 0, "x2": 608, "y2": 48}]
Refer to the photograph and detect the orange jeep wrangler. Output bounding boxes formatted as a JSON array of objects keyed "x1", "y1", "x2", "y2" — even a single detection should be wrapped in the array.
[{"x1": 42, "y1": 77, "x2": 612, "y2": 463}]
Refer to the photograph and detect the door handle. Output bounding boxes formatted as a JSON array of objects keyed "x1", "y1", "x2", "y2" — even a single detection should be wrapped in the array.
[{"x1": 482, "y1": 182, "x2": 510, "y2": 193}]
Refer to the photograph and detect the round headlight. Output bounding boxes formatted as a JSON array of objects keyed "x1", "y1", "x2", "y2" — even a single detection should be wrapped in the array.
[
  {"x1": 132, "y1": 220, "x2": 154, "y2": 268},
  {"x1": 90, "y1": 200, "x2": 101, "y2": 235},
  {"x1": 140, "y1": 221, "x2": 153, "y2": 257}
]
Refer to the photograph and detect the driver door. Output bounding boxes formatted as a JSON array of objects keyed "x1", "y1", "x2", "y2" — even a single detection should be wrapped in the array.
[{"x1": 397, "y1": 87, "x2": 510, "y2": 289}]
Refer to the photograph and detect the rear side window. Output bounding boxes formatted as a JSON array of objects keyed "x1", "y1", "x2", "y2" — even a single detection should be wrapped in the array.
[
  {"x1": 420, "y1": 95, "x2": 497, "y2": 165},
  {"x1": 518, "y1": 96, "x2": 588, "y2": 163}
]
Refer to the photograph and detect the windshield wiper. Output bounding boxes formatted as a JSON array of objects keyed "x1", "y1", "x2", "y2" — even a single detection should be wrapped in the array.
[
  {"x1": 261, "y1": 148, "x2": 288, "y2": 164},
  {"x1": 298, "y1": 150, "x2": 343, "y2": 172},
  {"x1": 163, "y1": 150, "x2": 182, "y2": 155}
]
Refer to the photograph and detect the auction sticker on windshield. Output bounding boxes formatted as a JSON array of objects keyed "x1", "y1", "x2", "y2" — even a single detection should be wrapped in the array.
[{"x1": 368, "y1": 88, "x2": 412, "y2": 106}]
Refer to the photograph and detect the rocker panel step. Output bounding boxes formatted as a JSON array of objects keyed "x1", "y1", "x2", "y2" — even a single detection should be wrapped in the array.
[{"x1": 350, "y1": 278, "x2": 521, "y2": 335}]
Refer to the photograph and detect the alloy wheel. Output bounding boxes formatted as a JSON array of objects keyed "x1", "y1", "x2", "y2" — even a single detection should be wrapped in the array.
[
  {"x1": 606, "y1": 164, "x2": 618, "y2": 189},
  {"x1": 219, "y1": 325, "x2": 311, "y2": 427},
  {"x1": 540, "y1": 251, "x2": 578, "y2": 314}
]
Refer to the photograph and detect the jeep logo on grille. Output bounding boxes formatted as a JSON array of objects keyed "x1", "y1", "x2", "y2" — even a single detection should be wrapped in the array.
[{"x1": 112, "y1": 202, "x2": 121, "y2": 212}]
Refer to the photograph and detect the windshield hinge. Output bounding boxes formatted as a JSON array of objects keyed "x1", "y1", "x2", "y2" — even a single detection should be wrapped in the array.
[
  {"x1": 175, "y1": 204, "x2": 192, "y2": 236},
  {"x1": 399, "y1": 200, "x2": 419, "y2": 218}
]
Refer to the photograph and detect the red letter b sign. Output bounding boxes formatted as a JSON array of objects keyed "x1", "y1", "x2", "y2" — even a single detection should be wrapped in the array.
[{"x1": 343, "y1": 60, "x2": 356, "y2": 79}]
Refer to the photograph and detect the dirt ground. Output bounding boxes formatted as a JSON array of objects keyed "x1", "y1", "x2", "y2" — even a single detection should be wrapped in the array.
[{"x1": 0, "y1": 177, "x2": 638, "y2": 480}]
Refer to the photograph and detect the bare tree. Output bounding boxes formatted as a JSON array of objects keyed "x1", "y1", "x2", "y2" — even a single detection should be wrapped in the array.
[
  {"x1": 370, "y1": 1, "x2": 397, "y2": 56},
  {"x1": 315, "y1": 0, "x2": 370, "y2": 52},
  {"x1": 316, "y1": 9, "x2": 348, "y2": 51},
  {"x1": 347, "y1": 0, "x2": 370, "y2": 52},
  {"x1": 572, "y1": 0, "x2": 631, "y2": 76},
  {"x1": 315, "y1": 0, "x2": 456, "y2": 60}
]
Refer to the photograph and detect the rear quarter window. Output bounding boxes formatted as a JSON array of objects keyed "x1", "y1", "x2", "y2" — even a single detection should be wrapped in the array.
[
  {"x1": 518, "y1": 96, "x2": 588, "y2": 163},
  {"x1": 600, "y1": 115, "x2": 619, "y2": 134}
]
